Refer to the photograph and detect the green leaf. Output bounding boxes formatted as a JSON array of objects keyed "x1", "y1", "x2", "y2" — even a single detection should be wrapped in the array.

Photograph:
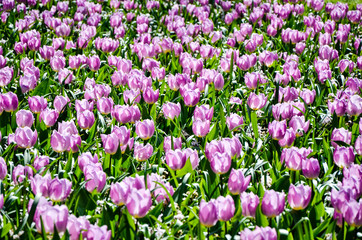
[{"x1": 251, "y1": 111, "x2": 259, "y2": 139}]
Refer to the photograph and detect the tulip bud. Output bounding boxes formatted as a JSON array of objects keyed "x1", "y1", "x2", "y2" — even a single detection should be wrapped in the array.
[
  {"x1": 240, "y1": 192, "x2": 260, "y2": 218},
  {"x1": 85, "y1": 168, "x2": 106, "y2": 193},
  {"x1": 162, "y1": 102, "x2": 181, "y2": 120},
  {"x1": 268, "y1": 120, "x2": 287, "y2": 140},
  {"x1": 40, "y1": 108, "x2": 59, "y2": 127},
  {"x1": 77, "y1": 110, "x2": 95, "y2": 130},
  {"x1": 288, "y1": 184, "x2": 312, "y2": 210},
  {"x1": 101, "y1": 133, "x2": 119, "y2": 155},
  {"x1": 51, "y1": 130, "x2": 70, "y2": 153},
  {"x1": 12, "y1": 165, "x2": 33, "y2": 184},
  {"x1": 216, "y1": 195, "x2": 235, "y2": 221},
  {"x1": 302, "y1": 158, "x2": 320, "y2": 179},
  {"x1": 247, "y1": 92, "x2": 267, "y2": 110},
  {"x1": 15, "y1": 127, "x2": 37, "y2": 148},
  {"x1": 228, "y1": 168, "x2": 251, "y2": 195},
  {"x1": 261, "y1": 190, "x2": 285, "y2": 217},
  {"x1": 210, "y1": 152, "x2": 231, "y2": 175},
  {"x1": 126, "y1": 188, "x2": 152, "y2": 218},
  {"x1": 134, "y1": 142, "x2": 153, "y2": 161},
  {"x1": 135, "y1": 119, "x2": 155, "y2": 140},
  {"x1": 16, "y1": 110, "x2": 34, "y2": 128},
  {"x1": 0, "y1": 157, "x2": 7, "y2": 180},
  {"x1": 331, "y1": 128, "x2": 352, "y2": 148},
  {"x1": 192, "y1": 120, "x2": 210, "y2": 137},
  {"x1": 28, "y1": 96, "x2": 47, "y2": 114},
  {"x1": 2, "y1": 92, "x2": 18, "y2": 112},
  {"x1": 110, "y1": 181, "x2": 131, "y2": 206},
  {"x1": 97, "y1": 97, "x2": 114, "y2": 115},
  {"x1": 333, "y1": 146, "x2": 355, "y2": 168},
  {"x1": 49, "y1": 177, "x2": 72, "y2": 202},
  {"x1": 165, "y1": 149, "x2": 187, "y2": 170}
]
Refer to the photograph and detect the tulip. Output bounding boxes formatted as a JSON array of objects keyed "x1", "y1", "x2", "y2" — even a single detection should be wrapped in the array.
[
  {"x1": 302, "y1": 158, "x2": 320, "y2": 179},
  {"x1": 110, "y1": 181, "x2": 131, "y2": 206},
  {"x1": 40, "y1": 108, "x2": 59, "y2": 127},
  {"x1": 182, "y1": 90, "x2": 200, "y2": 107},
  {"x1": 289, "y1": 116, "x2": 310, "y2": 137},
  {"x1": 192, "y1": 120, "x2": 210, "y2": 137},
  {"x1": 67, "y1": 215, "x2": 90, "y2": 240},
  {"x1": 278, "y1": 128, "x2": 296, "y2": 148},
  {"x1": 85, "y1": 168, "x2": 106, "y2": 193},
  {"x1": 51, "y1": 130, "x2": 70, "y2": 153},
  {"x1": 54, "y1": 96, "x2": 70, "y2": 113},
  {"x1": 112, "y1": 105, "x2": 132, "y2": 124},
  {"x1": 78, "y1": 152, "x2": 99, "y2": 172},
  {"x1": 75, "y1": 99, "x2": 93, "y2": 112},
  {"x1": 31, "y1": 174, "x2": 51, "y2": 197},
  {"x1": 184, "y1": 148, "x2": 199, "y2": 170},
  {"x1": 214, "y1": 73, "x2": 224, "y2": 91},
  {"x1": 210, "y1": 152, "x2": 231, "y2": 175},
  {"x1": 216, "y1": 195, "x2": 235, "y2": 221},
  {"x1": 199, "y1": 199, "x2": 218, "y2": 227},
  {"x1": 163, "y1": 136, "x2": 182, "y2": 153},
  {"x1": 35, "y1": 205, "x2": 69, "y2": 234},
  {"x1": 101, "y1": 133, "x2": 119, "y2": 155},
  {"x1": 16, "y1": 110, "x2": 34, "y2": 128},
  {"x1": 14, "y1": 127, "x2": 37, "y2": 149},
  {"x1": 28, "y1": 96, "x2": 47, "y2": 114},
  {"x1": 12, "y1": 165, "x2": 33, "y2": 184},
  {"x1": 1, "y1": 92, "x2": 18, "y2": 112},
  {"x1": 288, "y1": 184, "x2": 312, "y2": 210},
  {"x1": 49, "y1": 177, "x2": 72, "y2": 202},
  {"x1": 342, "y1": 199, "x2": 362, "y2": 226},
  {"x1": 281, "y1": 147, "x2": 305, "y2": 171},
  {"x1": 97, "y1": 97, "x2": 114, "y2": 115},
  {"x1": 333, "y1": 146, "x2": 355, "y2": 168},
  {"x1": 162, "y1": 102, "x2": 181, "y2": 120},
  {"x1": 247, "y1": 92, "x2": 267, "y2": 110},
  {"x1": 88, "y1": 55, "x2": 101, "y2": 71},
  {"x1": 268, "y1": 120, "x2": 287, "y2": 140},
  {"x1": 85, "y1": 225, "x2": 112, "y2": 240},
  {"x1": 228, "y1": 168, "x2": 251, "y2": 195},
  {"x1": 58, "y1": 68, "x2": 73, "y2": 84},
  {"x1": 194, "y1": 105, "x2": 213, "y2": 121},
  {"x1": 165, "y1": 149, "x2": 187, "y2": 170},
  {"x1": 135, "y1": 119, "x2": 155, "y2": 140},
  {"x1": 240, "y1": 192, "x2": 260, "y2": 218},
  {"x1": 77, "y1": 110, "x2": 95, "y2": 130},
  {"x1": 126, "y1": 188, "x2": 152, "y2": 218},
  {"x1": 134, "y1": 142, "x2": 153, "y2": 161},
  {"x1": 240, "y1": 226, "x2": 277, "y2": 240},
  {"x1": 346, "y1": 95, "x2": 362, "y2": 116},
  {"x1": 50, "y1": 55, "x2": 66, "y2": 72},
  {"x1": 0, "y1": 157, "x2": 7, "y2": 180},
  {"x1": 331, "y1": 128, "x2": 352, "y2": 148},
  {"x1": 261, "y1": 190, "x2": 285, "y2": 217},
  {"x1": 0, "y1": 194, "x2": 3, "y2": 210}
]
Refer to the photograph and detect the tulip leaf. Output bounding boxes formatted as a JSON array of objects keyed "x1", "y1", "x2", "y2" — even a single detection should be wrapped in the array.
[{"x1": 251, "y1": 111, "x2": 259, "y2": 139}]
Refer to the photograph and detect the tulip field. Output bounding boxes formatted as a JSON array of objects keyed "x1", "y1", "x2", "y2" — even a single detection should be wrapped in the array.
[{"x1": 0, "y1": 0, "x2": 362, "y2": 239}]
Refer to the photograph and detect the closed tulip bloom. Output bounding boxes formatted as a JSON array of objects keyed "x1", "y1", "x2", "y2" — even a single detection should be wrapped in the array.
[
  {"x1": 278, "y1": 128, "x2": 296, "y2": 148},
  {"x1": 12, "y1": 165, "x2": 33, "y2": 184},
  {"x1": 228, "y1": 168, "x2": 251, "y2": 195},
  {"x1": 97, "y1": 97, "x2": 114, "y2": 115},
  {"x1": 16, "y1": 109, "x2": 34, "y2": 128},
  {"x1": 163, "y1": 136, "x2": 182, "y2": 152},
  {"x1": 134, "y1": 142, "x2": 153, "y2": 161},
  {"x1": 77, "y1": 110, "x2": 95, "y2": 130},
  {"x1": 240, "y1": 226, "x2": 277, "y2": 240},
  {"x1": 281, "y1": 147, "x2": 304, "y2": 171},
  {"x1": 112, "y1": 105, "x2": 132, "y2": 124},
  {"x1": 210, "y1": 152, "x2": 231, "y2": 175},
  {"x1": 182, "y1": 89, "x2": 200, "y2": 107},
  {"x1": 165, "y1": 149, "x2": 187, "y2": 170},
  {"x1": 355, "y1": 135, "x2": 362, "y2": 156},
  {"x1": 261, "y1": 190, "x2": 285, "y2": 218},
  {"x1": 247, "y1": 92, "x2": 267, "y2": 110},
  {"x1": 15, "y1": 127, "x2": 37, "y2": 148},
  {"x1": 162, "y1": 102, "x2": 181, "y2": 120},
  {"x1": 328, "y1": 98, "x2": 347, "y2": 116},
  {"x1": 135, "y1": 119, "x2": 155, "y2": 140},
  {"x1": 110, "y1": 181, "x2": 131, "y2": 206},
  {"x1": 78, "y1": 152, "x2": 98, "y2": 172},
  {"x1": 302, "y1": 158, "x2": 320, "y2": 179},
  {"x1": 67, "y1": 215, "x2": 90, "y2": 240},
  {"x1": 194, "y1": 105, "x2": 213, "y2": 121},
  {"x1": 68, "y1": 55, "x2": 81, "y2": 69},
  {"x1": 126, "y1": 188, "x2": 152, "y2": 218},
  {"x1": 240, "y1": 192, "x2": 260, "y2": 218},
  {"x1": 289, "y1": 116, "x2": 310, "y2": 137},
  {"x1": 0, "y1": 157, "x2": 7, "y2": 180},
  {"x1": 28, "y1": 96, "x2": 47, "y2": 114},
  {"x1": 214, "y1": 73, "x2": 224, "y2": 91},
  {"x1": 101, "y1": 133, "x2": 119, "y2": 155},
  {"x1": 51, "y1": 130, "x2": 70, "y2": 153},
  {"x1": 192, "y1": 120, "x2": 210, "y2": 137},
  {"x1": 85, "y1": 168, "x2": 106, "y2": 193},
  {"x1": 216, "y1": 195, "x2": 235, "y2": 221},
  {"x1": 58, "y1": 68, "x2": 73, "y2": 84},
  {"x1": 50, "y1": 55, "x2": 66, "y2": 72},
  {"x1": 226, "y1": 113, "x2": 244, "y2": 131},
  {"x1": 143, "y1": 87, "x2": 159, "y2": 104},
  {"x1": 2, "y1": 92, "x2": 18, "y2": 112},
  {"x1": 31, "y1": 174, "x2": 51, "y2": 197},
  {"x1": 123, "y1": 89, "x2": 141, "y2": 105},
  {"x1": 88, "y1": 55, "x2": 100, "y2": 71},
  {"x1": 36, "y1": 205, "x2": 69, "y2": 234},
  {"x1": 85, "y1": 225, "x2": 111, "y2": 240},
  {"x1": 331, "y1": 128, "x2": 352, "y2": 148},
  {"x1": 199, "y1": 199, "x2": 218, "y2": 227},
  {"x1": 341, "y1": 199, "x2": 362, "y2": 227},
  {"x1": 268, "y1": 120, "x2": 287, "y2": 140},
  {"x1": 49, "y1": 177, "x2": 72, "y2": 202},
  {"x1": 333, "y1": 146, "x2": 355, "y2": 168},
  {"x1": 130, "y1": 106, "x2": 141, "y2": 124},
  {"x1": 300, "y1": 89, "x2": 316, "y2": 105},
  {"x1": 75, "y1": 99, "x2": 94, "y2": 112},
  {"x1": 331, "y1": 188, "x2": 352, "y2": 213},
  {"x1": 346, "y1": 95, "x2": 362, "y2": 116},
  {"x1": 184, "y1": 148, "x2": 200, "y2": 170},
  {"x1": 40, "y1": 108, "x2": 59, "y2": 127},
  {"x1": 288, "y1": 184, "x2": 312, "y2": 210},
  {"x1": 54, "y1": 96, "x2": 70, "y2": 113}
]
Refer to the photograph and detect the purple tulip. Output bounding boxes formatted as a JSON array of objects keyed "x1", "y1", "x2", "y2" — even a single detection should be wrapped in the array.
[
  {"x1": 97, "y1": 97, "x2": 114, "y2": 115},
  {"x1": 240, "y1": 226, "x2": 277, "y2": 240},
  {"x1": 289, "y1": 116, "x2": 310, "y2": 137},
  {"x1": 35, "y1": 205, "x2": 68, "y2": 234},
  {"x1": 247, "y1": 92, "x2": 267, "y2": 110},
  {"x1": 163, "y1": 136, "x2": 182, "y2": 153},
  {"x1": 85, "y1": 168, "x2": 106, "y2": 193},
  {"x1": 184, "y1": 148, "x2": 199, "y2": 170},
  {"x1": 88, "y1": 55, "x2": 101, "y2": 71},
  {"x1": 75, "y1": 99, "x2": 93, "y2": 112},
  {"x1": 112, "y1": 105, "x2": 132, "y2": 124},
  {"x1": 0, "y1": 157, "x2": 7, "y2": 180},
  {"x1": 278, "y1": 128, "x2": 296, "y2": 148},
  {"x1": 226, "y1": 113, "x2": 244, "y2": 131},
  {"x1": 302, "y1": 158, "x2": 320, "y2": 179},
  {"x1": 143, "y1": 87, "x2": 159, "y2": 104},
  {"x1": 228, "y1": 168, "x2": 251, "y2": 195},
  {"x1": 112, "y1": 126, "x2": 130, "y2": 147},
  {"x1": 346, "y1": 95, "x2": 362, "y2": 116},
  {"x1": 216, "y1": 195, "x2": 235, "y2": 221},
  {"x1": 134, "y1": 142, "x2": 153, "y2": 161},
  {"x1": 1, "y1": 92, "x2": 18, "y2": 112},
  {"x1": 165, "y1": 149, "x2": 187, "y2": 170},
  {"x1": 192, "y1": 120, "x2": 210, "y2": 137},
  {"x1": 135, "y1": 119, "x2": 155, "y2": 140},
  {"x1": 40, "y1": 108, "x2": 59, "y2": 127},
  {"x1": 28, "y1": 96, "x2": 47, "y2": 114},
  {"x1": 199, "y1": 199, "x2": 218, "y2": 227},
  {"x1": 67, "y1": 215, "x2": 90, "y2": 240},
  {"x1": 210, "y1": 152, "x2": 231, "y2": 175},
  {"x1": 15, "y1": 127, "x2": 37, "y2": 149},
  {"x1": 288, "y1": 184, "x2": 312, "y2": 210},
  {"x1": 331, "y1": 128, "x2": 352, "y2": 148},
  {"x1": 50, "y1": 55, "x2": 66, "y2": 72},
  {"x1": 54, "y1": 96, "x2": 70, "y2": 113},
  {"x1": 16, "y1": 110, "x2": 34, "y2": 128},
  {"x1": 268, "y1": 120, "x2": 287, "y2": 140},
  {"x1": 51, "y1": 130, "x2": 70, "y2": 153},
  {"x1": 78, "y1": 152, "x2": 99, "y2": 172},
  {"x1": 49, "y1": 177, "x2": 72, "y2": 202},
  {"x1": 84, "y1": 225, "x2": 111, "y2": 240},
  {"x1": 261, "y1": 190, "x2": 285, "y2": 218},
  {"x1": 333, "y1": 146, "x2": 355, "y2": 168},
  {"x1": 110, "y1": 180, "x2": 131, "y2": 206},
  {"x1": 162, "y1": 102, "x2": 181, "y2": 120},
  {"x1": 101, "y1": 133, "x2": 119, "y2": 155},
  {"x1": 0, "y1": 67, "x2": 13, "y2": 87},
  {"x1": 12, "y1": 165, "x2": 33, "y2": 184},
  {"x1": 77, "y1": 110, "x2": 95, "y2": 130},
  {"x1": 240, "y1": 192, "x2": 260, "y2": 218},
  {"x1": 281, "y1": 147, "x2": 305, "y2": 171},
  {"x1": 126, "y1": 188, "x2": 152, "y2": 218}
]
